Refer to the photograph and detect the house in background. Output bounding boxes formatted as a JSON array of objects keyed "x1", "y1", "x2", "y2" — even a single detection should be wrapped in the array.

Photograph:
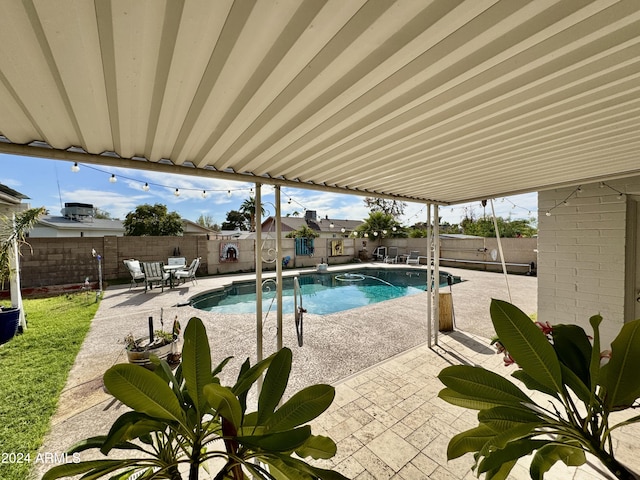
[
  {"x1": 261, "y1": 210, "x2": 363, "y2": 239},
  {"x1": 29, "y1": 202, "x2": 217, "y2": 238},
  {"x1": 30, "y1": 203, "x2": 125, "y2": 238},
  {"x1": 0, "y1": 183, "x2": 30, "y2": 216}
]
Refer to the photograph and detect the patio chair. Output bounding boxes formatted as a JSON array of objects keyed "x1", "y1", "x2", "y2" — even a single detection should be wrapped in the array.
[
  {"x1": 123, "y1": 259, "x2": 145, "y2": 290},
  {"x1": 174, "y1": 257, "x2": 201, "y2": 285},
  {"x1": 141, "y1": 261, "x2": 170, "y2": 292},
  {"x1": 372, "y1": 246, "x2": 387, "y2": 261},
  {"x1": 384, "y1": 247, "x2": 398, "y2": 263},
  {"x1": 406, "y1": 251, "x2": 421, "y2": 265}
]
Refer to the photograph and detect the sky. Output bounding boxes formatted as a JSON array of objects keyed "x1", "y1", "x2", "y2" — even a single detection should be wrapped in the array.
[{"x1": 0, "y1": 153, "x2": 538, "y2": 227}]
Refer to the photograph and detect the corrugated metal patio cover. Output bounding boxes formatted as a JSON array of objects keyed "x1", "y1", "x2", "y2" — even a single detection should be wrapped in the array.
[{"x1": 1, "y1": 0, "x2": 639, "y2": 204}]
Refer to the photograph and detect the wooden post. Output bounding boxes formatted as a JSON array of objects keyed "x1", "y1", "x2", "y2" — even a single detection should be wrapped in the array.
[{"x1": 438, "y1": 292, "x2": 454, "y2": 332}]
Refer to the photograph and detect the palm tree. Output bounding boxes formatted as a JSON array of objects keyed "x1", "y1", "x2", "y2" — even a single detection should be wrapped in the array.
[
  {"x1": 239, "y1": 196, "x2": 265, "y2": 232},
  {"x1": 0, "y1": 207, "x2": 46, "y2": 330},
  {"x1": 354, "y1": 211, "x2": 404, "y2": 240}
]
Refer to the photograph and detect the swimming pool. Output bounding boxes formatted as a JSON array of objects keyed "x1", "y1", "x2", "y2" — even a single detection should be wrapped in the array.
[{"x1": 191, "y1": 268, "x2": 461, "y2": 315}]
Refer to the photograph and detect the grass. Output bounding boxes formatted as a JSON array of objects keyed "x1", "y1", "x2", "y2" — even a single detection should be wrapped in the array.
[{"x1": 0, "y1": 293, "x2": 99, "y2": 480}]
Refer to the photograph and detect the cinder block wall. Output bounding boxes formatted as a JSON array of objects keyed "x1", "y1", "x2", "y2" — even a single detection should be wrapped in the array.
[
  {"x1": 18, "y1": 236, "x2": 208, "y2": 288},
  {"x1": 538, "y1": 178, "x2": 635, "y2": 346}
]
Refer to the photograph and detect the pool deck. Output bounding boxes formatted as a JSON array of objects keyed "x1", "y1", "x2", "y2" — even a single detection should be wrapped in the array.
[{"x1": 33, "y1": 264, "x2": 639, "y2": 479}]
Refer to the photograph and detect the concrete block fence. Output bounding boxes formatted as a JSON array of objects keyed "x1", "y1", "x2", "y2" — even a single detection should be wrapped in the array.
[{"x1": 6, "y1": 235, "x2": 537, "y2": 292}]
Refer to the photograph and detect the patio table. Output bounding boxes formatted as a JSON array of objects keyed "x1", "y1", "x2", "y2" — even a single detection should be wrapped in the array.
[{"x1": 163, "y1": 263, "x2": 186, "y2": 289}]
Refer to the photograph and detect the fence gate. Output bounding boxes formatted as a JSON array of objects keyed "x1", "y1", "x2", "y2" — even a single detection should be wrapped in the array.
[{"x1": 295, "y1": 237, "x2": 314, "y2": 256}]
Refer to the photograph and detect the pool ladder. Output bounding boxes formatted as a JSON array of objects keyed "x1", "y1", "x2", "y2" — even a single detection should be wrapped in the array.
[{"x1": 294, "y1": 277, "x2": 306, "y2": 347}]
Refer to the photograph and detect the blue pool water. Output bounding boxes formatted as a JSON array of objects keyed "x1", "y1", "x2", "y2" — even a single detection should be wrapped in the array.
[{"x1": 191, "y1": 268, "x2": 460, "y2": 315}]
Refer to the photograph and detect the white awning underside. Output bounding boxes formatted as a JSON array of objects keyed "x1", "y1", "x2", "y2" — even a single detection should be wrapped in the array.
[{"x1": 1, "y1": 0, "x2": 640, "y2": 205}]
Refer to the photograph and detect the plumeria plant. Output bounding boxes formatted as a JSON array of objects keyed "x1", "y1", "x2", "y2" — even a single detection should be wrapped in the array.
[
  {"x1": 438, "y1": 299, "x2": 640, "y2": 480},
  {"x1": 44, "y1": 317, "x2": 347, "y2": 480}
]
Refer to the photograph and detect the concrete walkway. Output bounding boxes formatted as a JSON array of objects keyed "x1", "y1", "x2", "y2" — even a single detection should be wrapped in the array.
[{"x1": 33, "y1": 264, "x2": 638, "y2": 479}]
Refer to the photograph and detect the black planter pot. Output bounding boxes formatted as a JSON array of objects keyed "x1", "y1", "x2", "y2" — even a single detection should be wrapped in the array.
[{"x1": 0, "y1": 307, "x2": 20, "y2": 345}]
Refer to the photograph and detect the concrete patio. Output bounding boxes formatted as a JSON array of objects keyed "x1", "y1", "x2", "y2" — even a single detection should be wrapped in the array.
[{"x1": 33, "y1": 264, "x2": 639, "y2": 479}]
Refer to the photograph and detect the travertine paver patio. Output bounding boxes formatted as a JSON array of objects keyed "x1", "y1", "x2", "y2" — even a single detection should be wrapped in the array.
[{"x1": 32, "y1": 264, "x2": 639, "y2": 479}]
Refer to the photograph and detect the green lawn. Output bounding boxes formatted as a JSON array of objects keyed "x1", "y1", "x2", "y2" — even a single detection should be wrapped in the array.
[{"x1": 0, "y1": 293, "x2": 99, "y2": 480}]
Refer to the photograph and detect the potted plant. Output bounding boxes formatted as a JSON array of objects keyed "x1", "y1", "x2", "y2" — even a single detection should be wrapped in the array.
[
  {"x1": 125, "y1": 315, "x2": 181, "y2": 368},
  {"x1": 44, "y1": 316, "x2": 348, "y2": 480},
  {"x1": 0, "y1": 207, "x2": 45, "y2": 344},
  {"x1": 438, "y1": 299, "x2": 640, "y2": 480}
]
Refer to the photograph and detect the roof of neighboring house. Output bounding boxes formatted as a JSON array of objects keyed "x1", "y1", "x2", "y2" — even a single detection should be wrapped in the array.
[
  {"x1": 37, "y1": 216, "x2": 125, "y2": 232},
  {"x1": 262, "y1": 215, "x2": 363, "y2": 233},
  {"x1": 182, "y1": 219, "x2": 216, "y2": 235},
  {"x1": 0, "y1": 183, "x2": 29, "y2": 206}
]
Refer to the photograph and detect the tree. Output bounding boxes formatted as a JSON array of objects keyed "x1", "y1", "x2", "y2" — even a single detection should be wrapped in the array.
[
  {"x1": 354, "y1": 211, "x2": 405, "y2": 239},
  {"x1": 196, "y1": 214, "x2": 219, "y2": 231},
  {"x1": 93, "y1": 207, "x2": 113, "y2": 220},
  {"x1": 239, "y1": 196, "x2": 265, "y2": 232},
  {"x1": 0, "y1": 207, "x2": 46, "y2": 333},
  {"x1": 221, "y1": 210, "x2": 249, "y2": 231},
  {"x1": 286, "y1": 225, "x2": 319, "y2": 239},
  {"x1": 364, "y1": 197, "x2": 407, "y2": 219},
  {"x1": 460, "y1": 215, "x2": 537, "y2": 237},
  {"x1": 123, "y1": 204, "x2": 183, "y2": 236}
]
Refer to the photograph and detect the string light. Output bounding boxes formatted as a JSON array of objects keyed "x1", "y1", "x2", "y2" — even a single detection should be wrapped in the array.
[
  {"x1": 500, "y1": 197, "x2": 535, "y2": 216},
  {"x1": 600, "y1": 182, "x2": 625, "y2": 199},
  {"x1": 544, "y1": 182, "x2": 625, "y2": 217},
  {"x1": 543, "y1": 186, "x2": 580, "y2": 216},
  {"x1": 174, "y1": 188, "x2": 180, "y2": 197},
  {"x1": 70, "y1": 162, "x2": 253, "y2": 199}
]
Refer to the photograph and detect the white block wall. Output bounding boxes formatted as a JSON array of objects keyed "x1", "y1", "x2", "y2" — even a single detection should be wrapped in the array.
[{"x1": 538, "y1": 178, "x2": 636, "y2": 347}]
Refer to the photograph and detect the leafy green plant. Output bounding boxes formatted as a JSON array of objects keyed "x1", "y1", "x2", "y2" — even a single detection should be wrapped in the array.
[
  {"x1": 438, "y1": 299, "x2": 640, "y2": 480},
  {"x1": 0, "y1": 207, "x2": 46, "y2": 289},
  {"x1": 44, "y1": 317, "x2": 347, "y2": 480}
]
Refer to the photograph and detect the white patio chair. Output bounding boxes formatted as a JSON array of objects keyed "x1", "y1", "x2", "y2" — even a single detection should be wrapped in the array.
[
  {"x1": 372, "y1": 246, "x2": 387, "y2": 261},
  {"x1": 384, "y1": 247, "x2": 398, "y2": 263},
  {"x1": 174, "y1": 257, "x2": 200, "y2": 285},
  {"x1": 123, "y1": 259, "x2": 145, "y2": 290},
  {"x1": 406, "y1": 251, "x2": 421, "y2": 265}
]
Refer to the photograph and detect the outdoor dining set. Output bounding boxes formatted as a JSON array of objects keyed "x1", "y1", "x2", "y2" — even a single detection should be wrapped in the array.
[{"x1": 123, "y1": 257, "x2": 201, "y2": 292}]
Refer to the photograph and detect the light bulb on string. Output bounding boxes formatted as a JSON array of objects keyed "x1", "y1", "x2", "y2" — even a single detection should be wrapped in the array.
[
  {"x1": 109, "y1": 174, "x2": 117, "y2": 183},
  {"x1": 142, "y1": 183, "x2": 150, "y2": 191},
  {"x1": 227, "y1": 190, "x2": 231, "y2": 198},
  {"x1": 174, "y1": 188, "x2": 180, "y2": 197},
  {"x1": 201, "y1": 190, "x2": 207, "y2": 198},
  {"x1": 71, "y1": 162, "x2": 80, "y2": 172}
]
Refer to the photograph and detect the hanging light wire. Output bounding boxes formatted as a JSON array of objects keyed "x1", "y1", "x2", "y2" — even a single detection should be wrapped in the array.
[{"x1": 73, "y1": 162, "x2": 254, "y2": 197}]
